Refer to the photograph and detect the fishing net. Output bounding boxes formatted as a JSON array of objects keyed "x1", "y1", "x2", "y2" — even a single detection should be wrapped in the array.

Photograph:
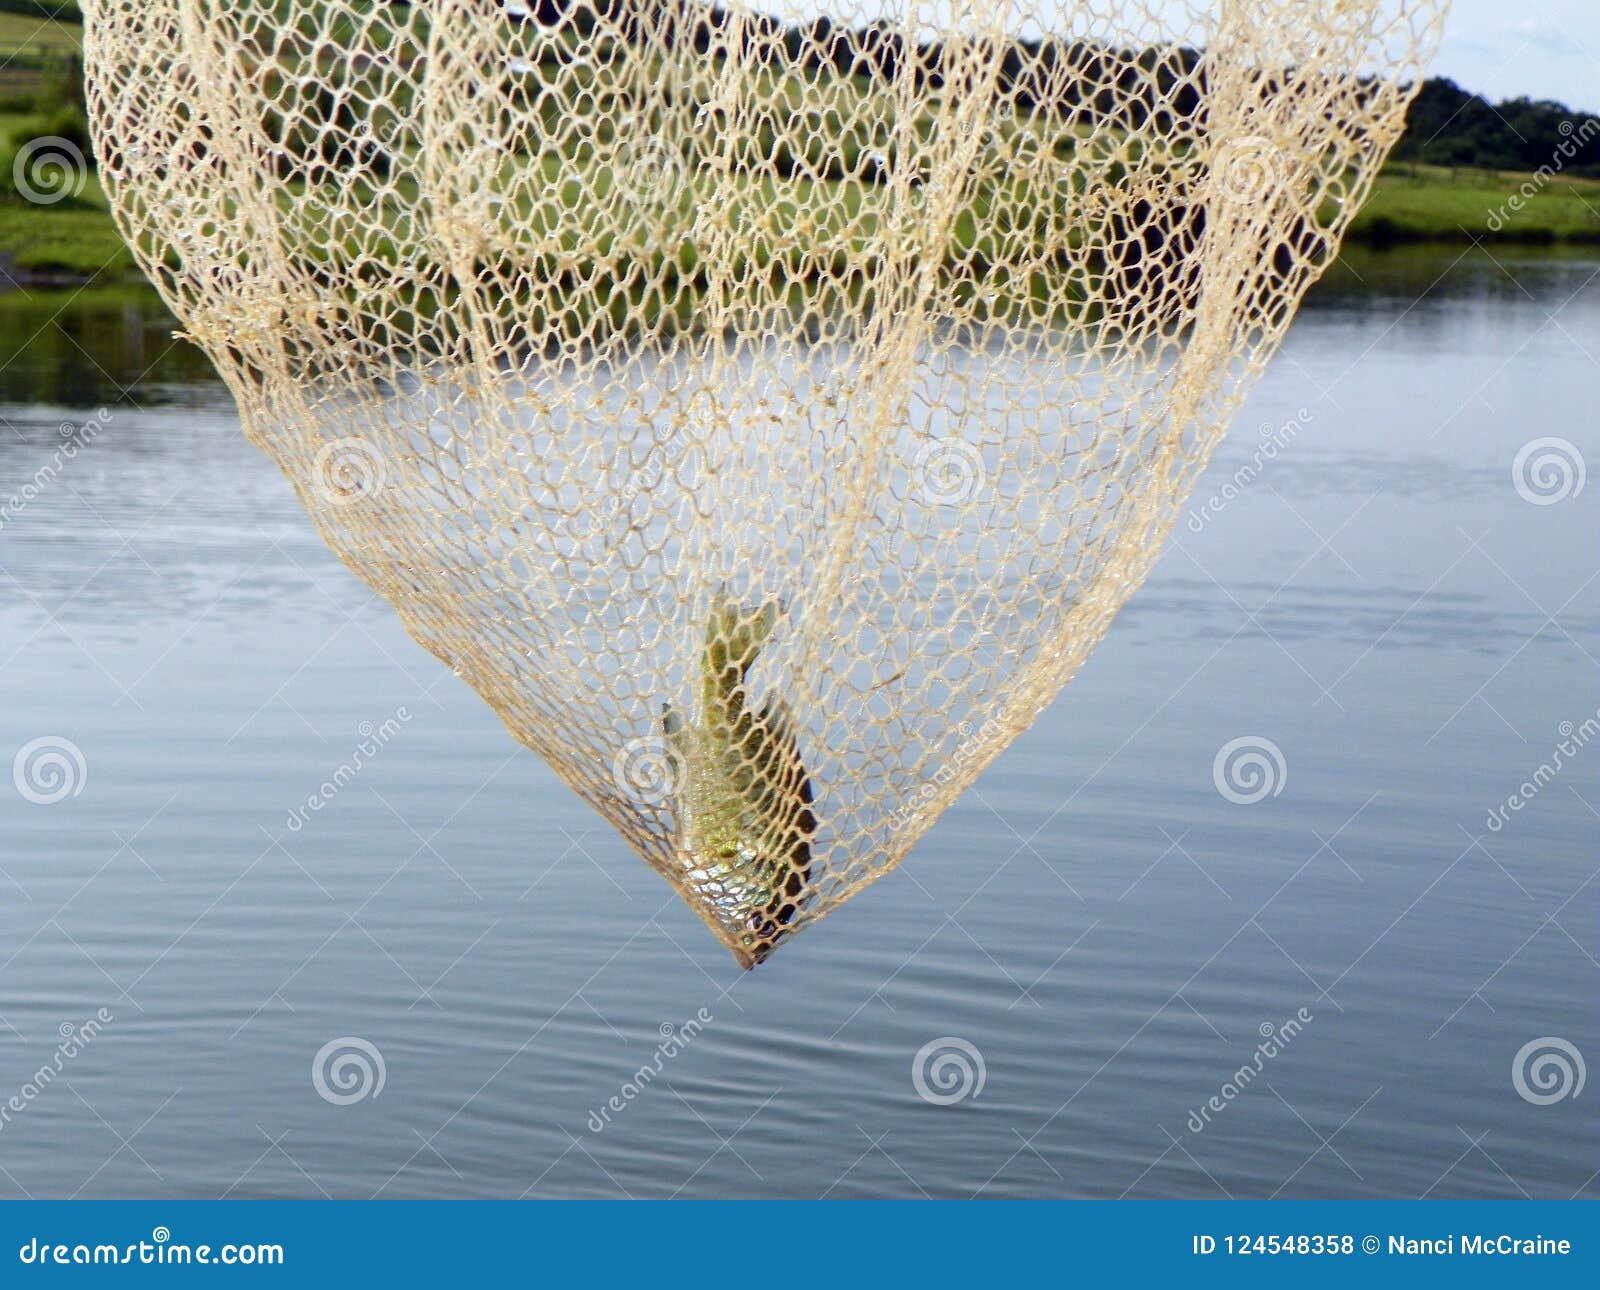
[{"x1": 83, "y1": 0, "x2": 1443, "y2": 966}]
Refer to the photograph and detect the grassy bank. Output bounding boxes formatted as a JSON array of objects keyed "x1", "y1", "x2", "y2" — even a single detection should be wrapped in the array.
[
  {"x1": 1, "y1": 10, "x2": 1595, "y2": 285},
  {"x1": 0, "y1": 11, "x2": 78, "y2": 48},
  {"x1": 4, "y1": 155, "x2": 1594, "y2": 287},
  {"x1": 0, "y1": 165, "x2": 134, "y2": 281},
  {"x1": 1344, "y1": 162, "x2": 1600, "y2": 245}
]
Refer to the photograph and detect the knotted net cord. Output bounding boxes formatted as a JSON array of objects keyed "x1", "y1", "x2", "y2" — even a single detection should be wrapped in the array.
[{"x1": 83, "y1": 0, "x2": 1445, "y2": 965}]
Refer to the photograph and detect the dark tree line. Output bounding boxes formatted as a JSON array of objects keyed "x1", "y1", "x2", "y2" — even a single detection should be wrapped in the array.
[
  {"x1": 520, "y1": 0, "x2": 1207, "y2": 131},
  {"x1": 1391, "y1": 78, "x2": 1599, "y2": 177},
  {"x1": 530, "y1": 3, "x2": 1598, "y2": 176},
  {"x1": 18, "y1": 1, "x2": 1593, "y2": 180},
  {"x1": 0, "y1": 0, "x2": 82, "y2": 20}
]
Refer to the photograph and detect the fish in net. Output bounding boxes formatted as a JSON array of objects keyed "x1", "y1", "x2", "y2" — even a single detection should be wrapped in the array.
[{"x1": 82, "y1": 0, "x2": 1445, "y2": 966}]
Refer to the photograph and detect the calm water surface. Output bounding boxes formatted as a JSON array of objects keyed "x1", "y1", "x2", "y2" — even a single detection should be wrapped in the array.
[{"x1": 0, "y1": 248, "x2": 1595, "y2": 1198}]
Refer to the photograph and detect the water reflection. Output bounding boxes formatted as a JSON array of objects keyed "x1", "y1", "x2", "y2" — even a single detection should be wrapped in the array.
[
  {"x1": 0, "y1": 247, "x2": 1594, "y2": 1199},
  {"x1": 0, "y1": 287, "x2": 216, "y2": 407}
]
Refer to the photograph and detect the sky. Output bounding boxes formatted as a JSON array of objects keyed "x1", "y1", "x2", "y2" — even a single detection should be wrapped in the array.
[{"x1": 1435, "y1": 0, "x2": 1598, "y2": 110}]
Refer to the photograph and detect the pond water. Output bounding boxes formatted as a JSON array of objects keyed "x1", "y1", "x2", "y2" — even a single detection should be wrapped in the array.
[{"x1": 0, "y1": 246, "x2": 1594, "y2": 1198}]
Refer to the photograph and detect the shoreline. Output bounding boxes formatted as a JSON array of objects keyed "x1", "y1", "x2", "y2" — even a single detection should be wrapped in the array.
[{"x1": 0, "y1": 162, "x2": 1594, "y2": 291}]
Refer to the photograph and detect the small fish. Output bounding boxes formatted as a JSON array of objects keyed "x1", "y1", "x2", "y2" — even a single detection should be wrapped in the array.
[{"x1": 664, "y1": 592, "x2": 814, "y2": 968}]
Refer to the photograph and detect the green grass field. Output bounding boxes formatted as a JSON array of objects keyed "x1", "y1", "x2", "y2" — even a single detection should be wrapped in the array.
[
  {"x1": 3, "y1": 142, "x2": 1590, "y2": 284},
  {"x1": 0, "y1": 101, "x2": 134, "y2": 281},
  {"x1": 0, "y1": 191, "x2": 132, "y2": 280},
  {"x1": 0, "y1": 12, "x2": 1595, "y2": 285},
  {"x1": 1347, "y1": 162, "x2": 1600, "y2": 244},
  {"x1": 0, "y1": 11, "x2": 80, "y2": 51}
]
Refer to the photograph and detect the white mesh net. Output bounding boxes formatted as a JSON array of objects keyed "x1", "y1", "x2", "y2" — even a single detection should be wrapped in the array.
[{"x1": 83, "y1": 0, "x2": 1445, "y2": 965}]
